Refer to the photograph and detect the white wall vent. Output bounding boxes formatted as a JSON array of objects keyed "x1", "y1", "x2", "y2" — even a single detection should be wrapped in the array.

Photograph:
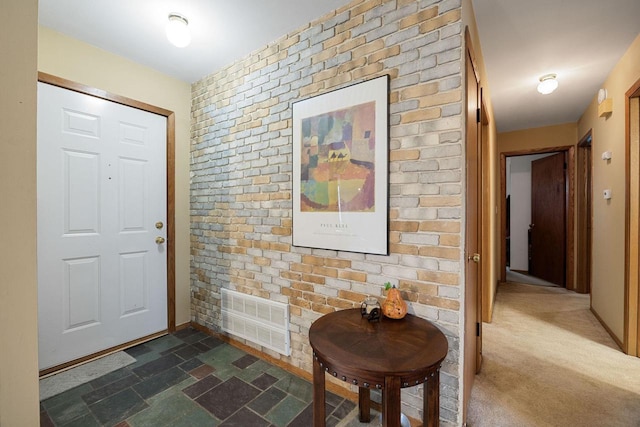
[{"x1": 220, "y1": 289, "x2": 290, "y2": 356}]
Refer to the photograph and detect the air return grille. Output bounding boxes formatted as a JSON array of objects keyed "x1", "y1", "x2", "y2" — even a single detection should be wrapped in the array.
[{"x1": 220, "y1": 289, "x2": 290, "y2": 356}]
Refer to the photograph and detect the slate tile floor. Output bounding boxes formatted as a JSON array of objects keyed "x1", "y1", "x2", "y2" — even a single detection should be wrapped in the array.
[{"x1": 40, "y1": 328, "x2": 355, "y2": 426}]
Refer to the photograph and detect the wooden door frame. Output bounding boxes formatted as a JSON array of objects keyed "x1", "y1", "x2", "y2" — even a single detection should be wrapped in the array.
[
  {"x1": 37, "y1": 72, "x2": 176, "y2": 359},
  {"x1": 499, "y1": 146, "x2": 575, "y2": 289},
  {"x1": 625, "y1": 78, "x2": 640, "y2": 356},
  {"x1": 463, "y1": 27, "x2": 482, "y2": 423},
  {"x1": 576, "y1": 131, "x2": 592, "y2": 294}
]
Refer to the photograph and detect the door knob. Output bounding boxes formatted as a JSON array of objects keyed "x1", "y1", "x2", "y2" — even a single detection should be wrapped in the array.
[
  {"x1": 155, "y1": 221, "x2": 164, "y2": 229},
  {"x1": 467, "y1": 253, "x2": 480, "y2": 263},
  {"x1": 155, "y1": 237, "x2": 165, "y2": 244}
]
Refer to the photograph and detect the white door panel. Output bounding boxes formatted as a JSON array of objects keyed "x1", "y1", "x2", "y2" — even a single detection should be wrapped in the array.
[{"x1": 38, "y1": 82, "x2": 167, "y2": 370}]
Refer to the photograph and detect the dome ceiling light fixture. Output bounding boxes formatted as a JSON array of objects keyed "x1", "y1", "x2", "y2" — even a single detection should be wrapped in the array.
[
  {"x1": 166, "y1": 13, "x2": 191, "y2": 48},
  {"x1": 537, "y1": 73, "x2": 558, "y2": 95}
]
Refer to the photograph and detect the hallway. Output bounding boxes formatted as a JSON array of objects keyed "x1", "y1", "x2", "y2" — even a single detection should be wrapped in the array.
[{"x1": 467, "y1": 282, "x2": 640, "y2": 426}]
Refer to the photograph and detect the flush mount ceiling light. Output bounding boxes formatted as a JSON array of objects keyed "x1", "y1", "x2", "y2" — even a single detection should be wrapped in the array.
[
  {"x1": 166, "y1": 13, "x2": 191, "y2": 48},
  {"x1": 537, "y1": 73, "x2": 558, "y2": 95}
]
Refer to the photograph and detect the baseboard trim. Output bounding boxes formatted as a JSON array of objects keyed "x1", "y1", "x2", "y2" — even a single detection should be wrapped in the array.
[{"x1": 590, "y1": 307, "x2": 624, "y2": 351}]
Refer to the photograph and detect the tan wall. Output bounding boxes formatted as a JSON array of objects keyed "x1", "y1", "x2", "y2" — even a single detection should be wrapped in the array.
[
  {"x1": 38, "y1": 27, "x2": 192, "y2": 326},
  {"x1": 0, "y1": 0, "x2": 40, "y2": 425},
  {"x1": 463, "y1": 0, "x2": 499, "y2": 323},
  {"x1": 498, "y1": 122, "x2": 578, "y2": 153},
  {"x1": 577, "y1": 33, "x2": 640, "y2": 343}
]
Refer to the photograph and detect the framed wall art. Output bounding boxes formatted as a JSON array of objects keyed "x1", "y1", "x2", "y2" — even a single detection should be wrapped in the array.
[{"x1": 292, "y1": 75, "x2": 389, "y2": 255}]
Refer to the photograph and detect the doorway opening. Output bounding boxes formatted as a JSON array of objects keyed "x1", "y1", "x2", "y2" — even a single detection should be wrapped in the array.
[
  {"x1": 500, "y1": 146, "x2": 576, "y2": 290},
  {"x1": 37, "y1": 73, "x2": 177, "y2": 375}
]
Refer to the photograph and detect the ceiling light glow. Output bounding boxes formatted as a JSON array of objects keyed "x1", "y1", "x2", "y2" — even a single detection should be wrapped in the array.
[
  {"x1": 166, "y1": 13, "x2": 191, "y2": 48},
  {"x1": 537, "y1": 74, "x2": 558, "y2": 95}
]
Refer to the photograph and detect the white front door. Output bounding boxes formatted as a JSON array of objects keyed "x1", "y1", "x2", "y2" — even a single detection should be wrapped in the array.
[{"x1": 37, "y1": 82, "x2": 168, "y2": 370}]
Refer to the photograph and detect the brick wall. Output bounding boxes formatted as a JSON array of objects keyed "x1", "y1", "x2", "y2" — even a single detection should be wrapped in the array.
[{"x1": 190, "y1": 0, "x2": 464, "y2": 423}]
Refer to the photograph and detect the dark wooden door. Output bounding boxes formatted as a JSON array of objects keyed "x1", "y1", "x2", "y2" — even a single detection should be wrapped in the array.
[{"x1": 530, "y1": 153, "x2": 566, "y2": 286}]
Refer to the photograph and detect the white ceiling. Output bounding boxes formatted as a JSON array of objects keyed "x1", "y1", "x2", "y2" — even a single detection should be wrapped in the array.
[
  {"x1": 471, "y1": 0, "x2": 640, "y2": 132},
  {"x1": 39, "y1": 0, "x2": 640, "y2": 133},
  {"x1": 38, "y1": 0, "x2": 351, "y2": 83}
]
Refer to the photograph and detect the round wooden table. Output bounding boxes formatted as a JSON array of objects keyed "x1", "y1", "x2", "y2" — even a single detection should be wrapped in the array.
[{"x1": 309, "y1": 309, "x2": 448, "y2": 427}]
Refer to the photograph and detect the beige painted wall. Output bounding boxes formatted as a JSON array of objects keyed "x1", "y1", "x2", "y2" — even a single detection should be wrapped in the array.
[
  {"x1": 577, "y1": 33, "x2": 640, "y2": 343},
  {"x1": 463, "y1": 0, "x2": 500, "y2": 323},
  {"x1": 38, "y1": 27, "x2": 192, "y2": 326},
  {"x1": 0, "y1": 0, "x2": 40, "y2": 425},
  {"x1": 498, "y1": 122, "x2": 578, "y2": 153}
]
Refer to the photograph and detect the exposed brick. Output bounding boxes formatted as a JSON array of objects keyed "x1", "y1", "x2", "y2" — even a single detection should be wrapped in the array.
[
  {"x1": 400, "y1": 82, "x2": 439, "y2": 100},
  {"x1": 338, "y1": 270, "x2": 367, "y2": 282},
  {"x1": 389, "y1": 243, "x2": 419, "y2": 255},
  {"x1": 302, "y1": 255, "x2": 325, "y2": 266},
  {"x1": 290, "y1": 297, "x2": 311, "y2": 309},
  {"x1": 271, "y1": 227, "x2": 291, "y2": 236},
  {"x1": 368, "y1": 45, "x2": 401, "y2": 63},
  {"x1": 419, "y1": 196, "x2": 461, "y2": 207},
  {"x1": 291, "y1": 263, "x2": 313, "y2": 274},
  {"x1": 292, "y1": 281, "x2": 315, "y2": 292},
  {"x1": 390, "y1": 221, "x2": 420, "y2": 232},
  {"x1": 352, "y1": 0, "x2": 381, "y2": 17},
  {"x1": 303, "y1": 292, "x2": 327, "y2": 304},
  {"x1": 336, "y1": 14, "x2": 364, "y2": 34},
  {"x1": 326, "y1": 72, "x2": 353, "y2": 88},
  {"x1": 353, "y1": 63, "x2": 385, "y2": 80},
  {"x1": 270, "y1": 242, "x2": 291, "y2": 252},
  {"x1": 299, "y1": 82, "x2": 325, "y2": 97},
  {"x1": 399, "y1": 6, "x2": 439, "y2": 29},
  {"x1": 418, "y1": 246, "x2": 460, "y2": 260},
  {"x1": 302, "y1": 274, "x2": 326, "y2": 285},
  {"x1": 327, "y1": 297, "x2": 356, "y2": 309},
  {"x1": 417, "y1": 270, "x2": 459, "y2": 286},
  {"x1": 398, "y1": 279, "x2": 438, "y2": 296},
  {"x1": 418, "y1": 295, "x2": 460, "y2": 310},
  {"x1": 400, "y1": 108, "x2": 441, "y2": 123},
  {"x1": 337, "y1": 57, "x2": 367, "y2": 73},
  {"x1": 440, "y1": 234, "x2": 460, "y2": 247},
  {"x1": 313, "y1": 68, "x2": 339, "y2": 83},
  {"x1": 419, "y1": 9, "x2": 461, "y2": 33},
  {"x1": 390, "y1": 149, "x2": 420, "y2": 161},
  {"x1": 282, "y1": 287, "x2": 302, "y2": 298},
  {"x1": 311, "y1": 303, "x2": 335, "y2": 314},
  {"x1": 418, "y1": 90, "x2": 462, "y2": 107},
  {"x1": 190, "y1": 1, "x2": 465, "y2": 423},
  {"x1": 324, "y1": 31, "x2": 351, "y2": 49},
  {"x1": 337, "y1": 289, "x2": 368, "y2": 303},
  {"x1": 312, "y1": 46, "x2": 338, "y2": 65}
]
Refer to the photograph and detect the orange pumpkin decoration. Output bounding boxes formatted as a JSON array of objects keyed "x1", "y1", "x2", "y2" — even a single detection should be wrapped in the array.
[{"x1": 382, "y1": 283, "x2": 407, "y2": 319}]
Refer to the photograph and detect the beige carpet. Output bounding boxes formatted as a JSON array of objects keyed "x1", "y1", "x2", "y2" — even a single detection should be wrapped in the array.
[
  {"x1": 467, "y1": 282, "x2": 640, "y2": 426},
  {"x1": 505, "y1": 268, "x2": 559, "y2": 287}
]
